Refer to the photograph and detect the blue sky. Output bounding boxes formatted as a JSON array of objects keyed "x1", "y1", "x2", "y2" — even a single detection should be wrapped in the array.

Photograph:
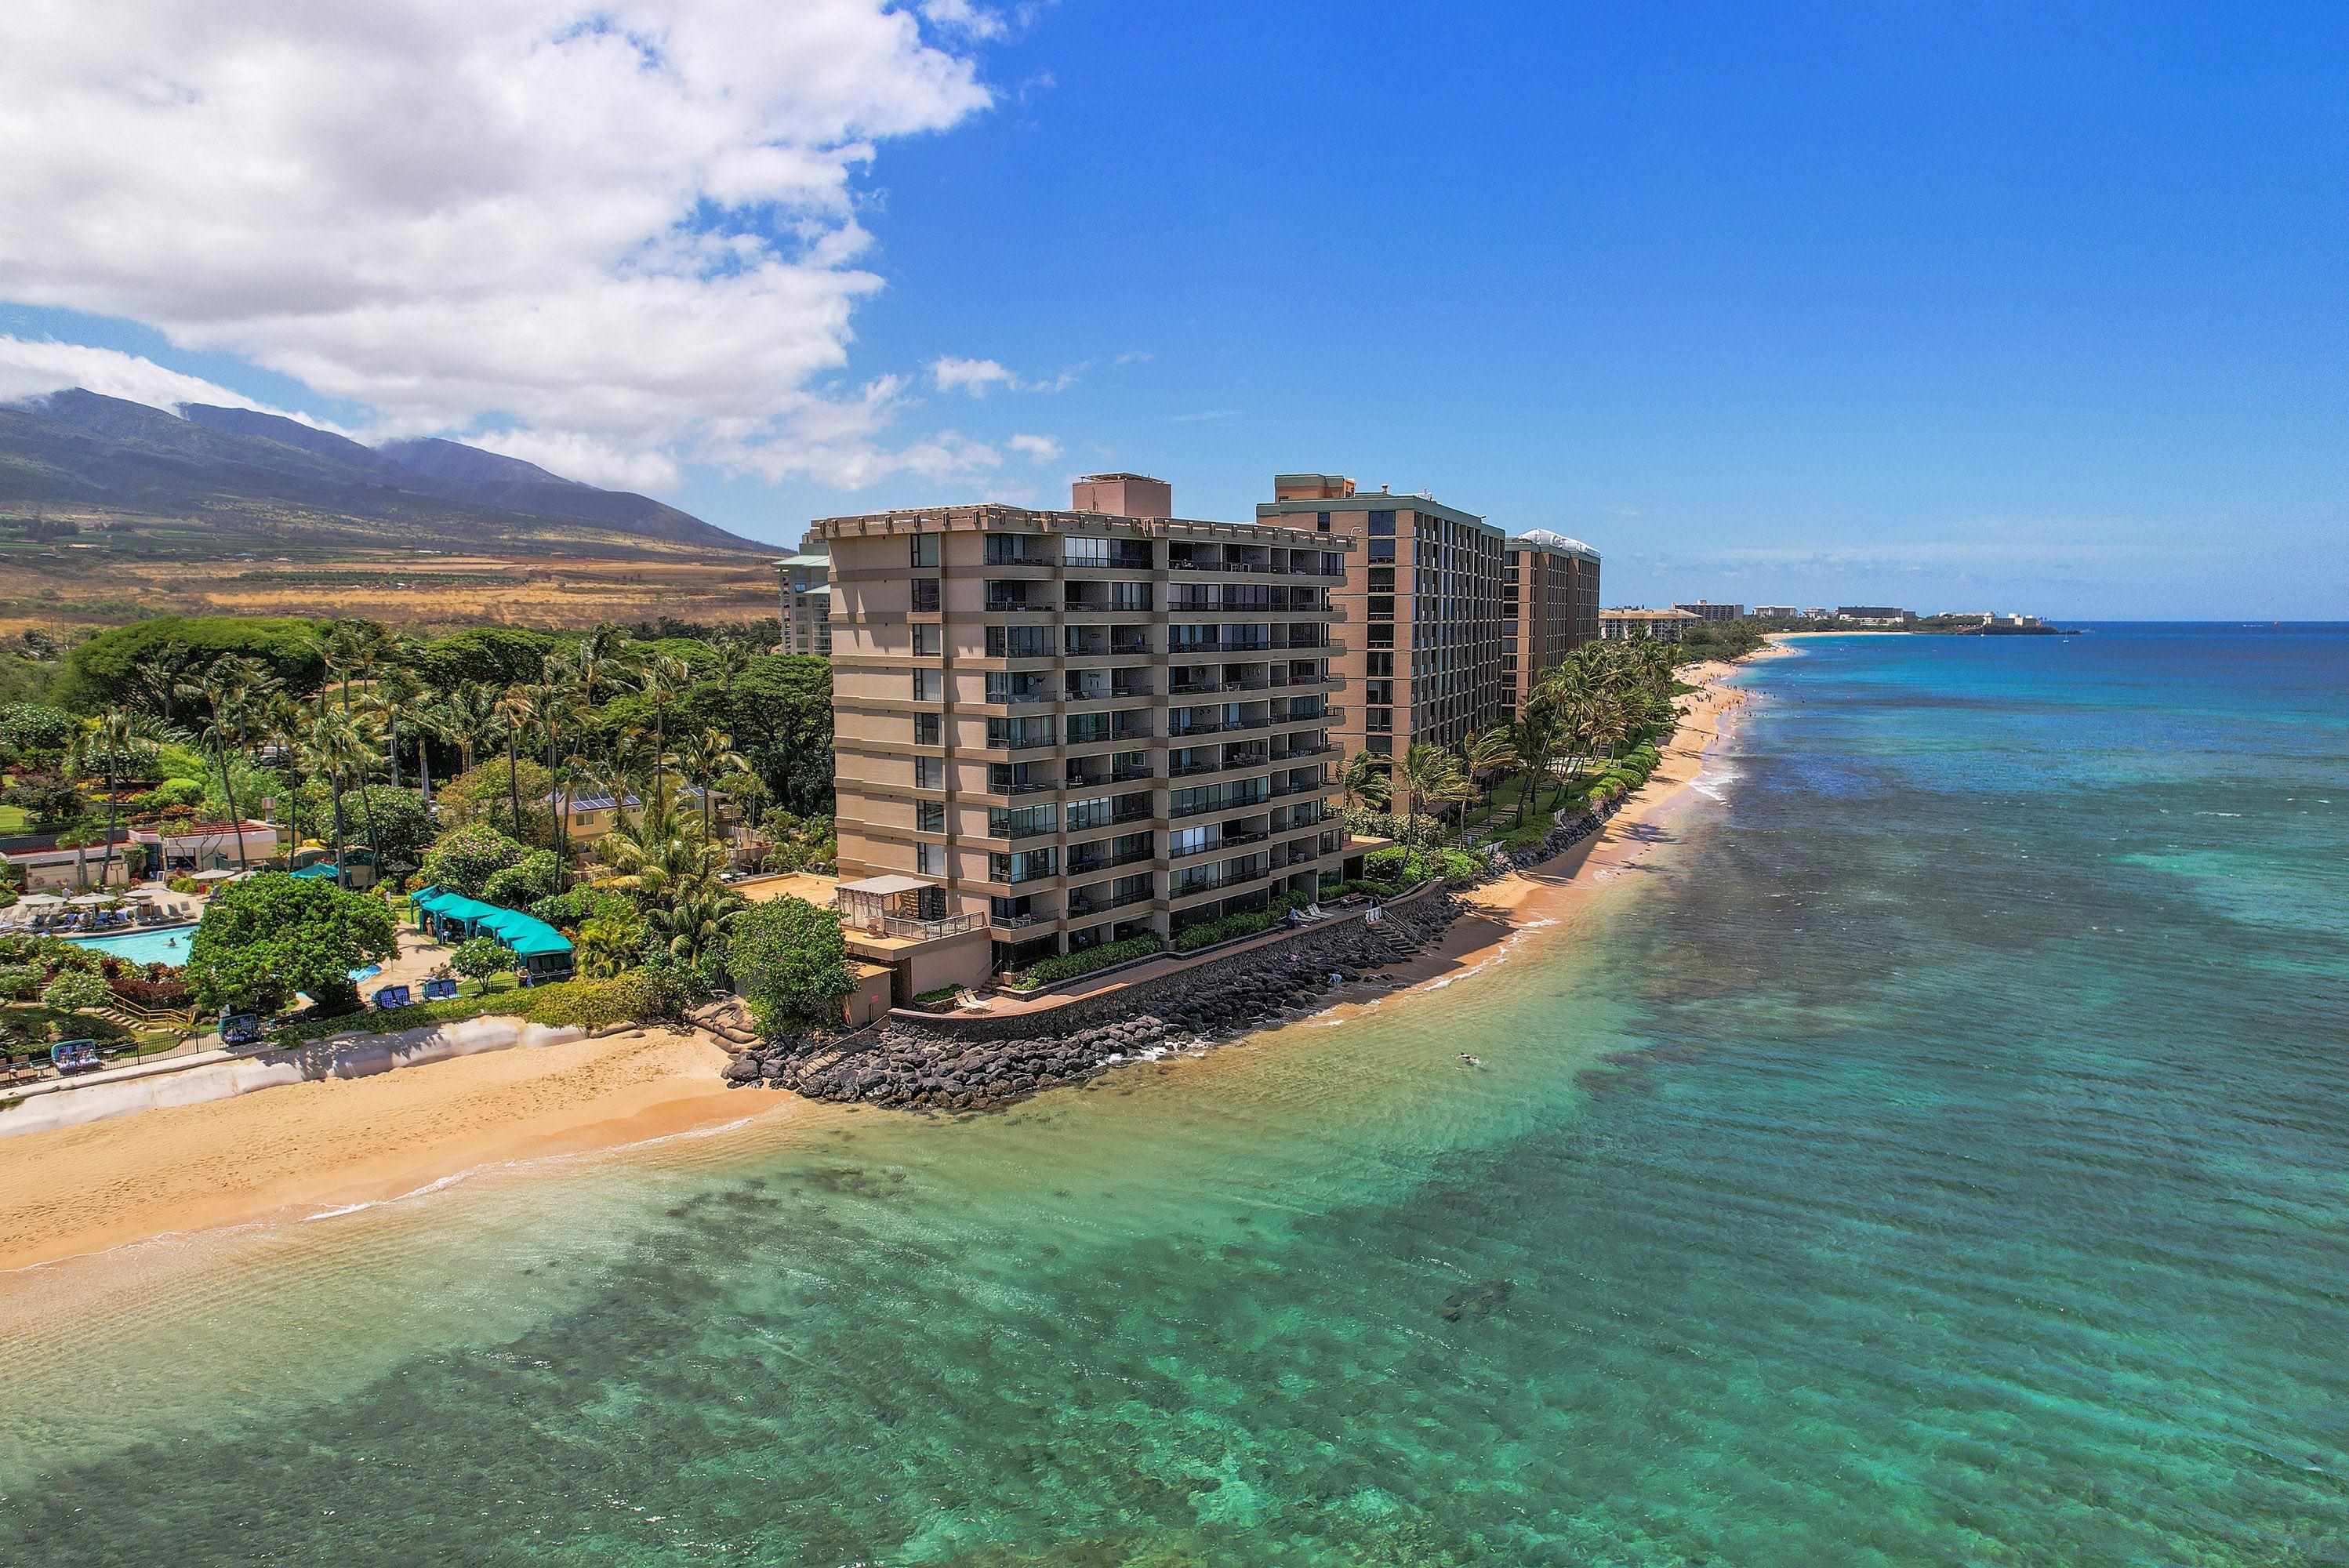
[{"x1": 3, "y1": 2, "x2": 2344, "y2": 617}]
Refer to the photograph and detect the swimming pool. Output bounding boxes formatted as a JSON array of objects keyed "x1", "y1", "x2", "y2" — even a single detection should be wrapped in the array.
[
  {"x1": 66, "y1": 927, "x2": 194, "y2": 967},
  {"x1": 64, "y1": 927, "x2": 380, "y2": 983}
]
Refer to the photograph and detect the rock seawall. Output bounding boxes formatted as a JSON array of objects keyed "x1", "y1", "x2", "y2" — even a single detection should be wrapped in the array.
[{"x1": 723, "y1": 892, "x2": 1467, "y2": 1114}]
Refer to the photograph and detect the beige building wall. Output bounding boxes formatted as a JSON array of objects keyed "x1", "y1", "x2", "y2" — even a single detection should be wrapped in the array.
[
  {"x1": 1255, "y1": 474, "x2": 1508, "y2": 773},
  {"x1": 816, "y1": 487, "x2": 1354, "y2": 971},
  {"x1": 1504, "y1": 532, "x2": 1602, "y2": 710}
]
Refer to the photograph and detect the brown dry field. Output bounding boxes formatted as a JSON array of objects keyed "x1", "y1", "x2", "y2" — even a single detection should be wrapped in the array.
[{"x1": 0, "y1": 549, "x2": 781, "y2": 636}]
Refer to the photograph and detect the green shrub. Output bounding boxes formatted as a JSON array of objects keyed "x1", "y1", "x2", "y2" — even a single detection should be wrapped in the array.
[
  {"x1": 0, "y1": 965, "x2": 44, "y2": 1001},
  {"x1": 1016, "y1": 931, "x2": 1167, "y2": 987},
  {"x1": 525, "y1": 971, "x2": 663, "y2": 1031},
  {"x1": 1436, "y1": 848, "x2": 1484, "y2": 884},
  {"x1": 1173, "y1": 909, "x2": 1280, "y2": 952}
]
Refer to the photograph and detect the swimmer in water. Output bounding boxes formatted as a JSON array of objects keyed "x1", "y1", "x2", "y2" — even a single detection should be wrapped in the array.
[{"x1": 1459, "y1": 1053, "x2": 1481, "y2": 1067}]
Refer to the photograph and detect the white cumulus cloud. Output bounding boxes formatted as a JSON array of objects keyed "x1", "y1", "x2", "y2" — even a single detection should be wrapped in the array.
[
  {"x1": 1007, "y1": 433, "x2": 1061, "y2": 461},
  {"x1": 0, "y1": 336, "x2": 336, "y2": 427},
  {"x1": 930, "y1": 356, "x2": 1020, "y2": 396},
  {"x1": 0, "y1": 1, "x2": 1005, "y2": 487}
]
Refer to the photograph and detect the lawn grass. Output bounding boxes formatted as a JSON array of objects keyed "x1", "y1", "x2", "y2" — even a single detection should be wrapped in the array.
[{"x1": 0, "y1": 805, "x2": 28, "y2": 833}]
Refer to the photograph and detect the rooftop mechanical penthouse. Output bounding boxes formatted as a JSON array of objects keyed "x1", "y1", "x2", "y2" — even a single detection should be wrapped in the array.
[{"x1": 814, "y1": 477, "x2": 1363, "y2": 975}]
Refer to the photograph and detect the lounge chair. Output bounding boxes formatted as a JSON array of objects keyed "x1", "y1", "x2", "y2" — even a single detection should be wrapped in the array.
[
  {"x1": 372, "y1": 985, "x2": 414, "y2": 1011},
  {"x1": 420, "y1": 977, "x2": 460, "y2": 1003}
]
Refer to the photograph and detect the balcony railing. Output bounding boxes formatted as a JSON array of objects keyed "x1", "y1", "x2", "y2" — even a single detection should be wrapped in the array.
[
  {"x1": 854, "y1": 912, "x2": 986, "y2": 941},
  {"x1": 989, "y1": 911, "x2": 1047, "y2": 931},
  {"x1": 1068, "y1": 844, "x2": 1153, "y2": 876},
  {"x1": 1067, "y1": 886, "x2": 1153, "y2": 916}
]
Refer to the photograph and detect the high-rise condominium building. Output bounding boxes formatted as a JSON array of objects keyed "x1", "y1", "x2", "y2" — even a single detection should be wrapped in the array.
[
  {"x1": 1254, "y1": 474, "x2": 1507, "y2": 772},
  {"x1": 817, "y1": 477, "x2": 1356, "y2": 974},
  {"x1": 775, "y1": 546, "x2": 833, "y2": 655},
  {"x1": 1672, "y1": 601, "x2": 1745, "y2": 622},
  {"x1": 1504, "y1": 530, "x2": 1602, "y2": 710}
]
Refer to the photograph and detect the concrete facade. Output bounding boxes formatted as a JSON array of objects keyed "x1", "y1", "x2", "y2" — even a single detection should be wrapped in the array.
[
  {"x1": 1672, "y1": 601, "x2": 1745, "y2": 622},
  {"x1": 1504, "y1": 529, "x2": 1602, "y2": 710},
  {"x1": 814, "y1": 479, "x2": 1354, "y2": 973},
  {"x1": 1254, "y1": 474, "x2": 1507, "y2": 774}
]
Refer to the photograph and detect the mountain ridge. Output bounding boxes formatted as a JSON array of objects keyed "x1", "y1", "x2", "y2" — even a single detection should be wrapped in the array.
[{"x1": 0, "y1": 388, "x2": 770, "y2": 555}]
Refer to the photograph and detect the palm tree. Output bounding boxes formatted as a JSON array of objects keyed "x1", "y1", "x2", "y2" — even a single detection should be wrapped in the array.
[
  {"x1": 630, "y1": 651, "x2": 692, "y2": 802},
  {"x1": 528, "y1": 657, "x2": 585, "y2": 869},
  {"x1": 405, "y1": 694, "x2": 454, "y2": 807},
  {"x1": 1508, "y1": 709, "x2": 1560, "y2": 827},
  {"x1": 179, "y1": 655, "x2": 271, "y2": 874},
  {"x1": 443, "y1": 680, "x2": 504, "y2": 777},
  {"x1": 493, "y1": 685, "x2": 536, "y2": 839},
  {"x1": 71, "y1": 707, "x2": 162, "y2": 890},
  {"x1": 1398, "y1": 742, "x2": 1471, "y2": 844},
  {"x1": 310, "y1": 709, "x2": 384, "y2": 889},
  {"x1": 1461, "y1": 728, "x2": 1519, "y2": 818},
  {"x1": 669, "y1": 726, "x2": 748, "y2": 840},
  {"x1": 1340, "y1": 749, "x2": 1392, "y2": 813},
  {"x1": 656, "y1": 880, "x2": 743, "y2": 968},
  {"x1": 362, "y1": 644, "x2": 430, "y2": 792}
]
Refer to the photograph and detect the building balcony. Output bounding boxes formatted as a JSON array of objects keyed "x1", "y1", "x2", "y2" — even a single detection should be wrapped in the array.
[{"x1": 1066, "y1": 884, "x2": 1154, "y2": 917}]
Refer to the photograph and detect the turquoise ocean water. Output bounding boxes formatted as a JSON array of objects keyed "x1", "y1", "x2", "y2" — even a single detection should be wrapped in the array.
[{"x1": 2, "y1": 623, "x2": 2345, "y2": 1565}]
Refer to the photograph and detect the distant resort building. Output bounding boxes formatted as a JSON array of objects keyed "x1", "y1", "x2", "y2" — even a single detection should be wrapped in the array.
[
  {"x1": 1836, "y1": 605, "x2": 1916, "y2": 626},
  {"x1": 775, "y1": 544, "x2": 833, "y2": 656},
  {"x1": 1752, "y1": 605, "x2": 1800, "y2": 620},
  {"x1": 1598, "y1": 607, "x2": 1703, "y2": 643},
  {"x1": 1672, "y1": 601, "x2": 1744, "y2": 622}
]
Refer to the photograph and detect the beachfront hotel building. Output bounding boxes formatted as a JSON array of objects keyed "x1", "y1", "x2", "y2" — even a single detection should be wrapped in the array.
[
  {"x1": 1504, "y1": 530, "x2": 1602, "y2": 711},
  {"x1": 815, "y1": 475, "x2": 1357, "y2": 974},
  {"x1": 1599, "y1": 607, "x2": 1704, "y2": 643},
  {"x1": 1673, "y1": 601, "x2": 1745, "y2": 622},
  {"x1": 775, "y1": 546, "x2": 833, "y2": 656},
  {"x1": 1253, "y1": 474, "x2": 1507, "y2": 774}
]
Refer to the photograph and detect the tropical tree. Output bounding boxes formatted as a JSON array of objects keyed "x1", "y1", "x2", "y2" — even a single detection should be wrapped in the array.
[
  {"x1": 186, "y1": 872, "x2": 400, "y2": 1017},
  {"x1": 1508, "y1": 707, "x2": 1561, "y2": 827},
  {"x1": 627, "y1": 650, "x2": 692, "y2": 800},
  {"x1": 669, "y1": 725, "x2": 748, "y2": 839},
  {"x1": 493, "y1": 685, "x2": 536, "y2": 841},
  {"x1": 179, "y1": 655, "x2": 274, "y2": 874},
  {"x1": 68, "y1": 706, "x2": 163, "y2": 890},
  {"x1": 1340, "y1": 749, "x2": 1392, "y2": 813},
  {"x1": 449, "y1": 935, "x2": 518, "y2": 990},
  {"x1": 1398, "y1": 742, "x2": 1472, "y2": 843},
  {"x1": 443, "y1": 679, "x2": 504, "y2": 775},
  {"x1": 727, "y1": 895, "x2": 853, "y2": 1034},
  {"x1": 1460, "y1": 728, "x2": 1519, "y2": 814}
]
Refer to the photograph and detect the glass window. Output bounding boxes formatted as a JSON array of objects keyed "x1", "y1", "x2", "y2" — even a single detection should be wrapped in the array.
[
  {"x1": 1368, "y1": 539, "x2": 1395, "y2": 564},
  {"x1": 1368, "y1": 595, "x2": 1395, "y2": 622},
  {"x1": 911, "y1": 579, "x2": 940, "y2": 612},
  {"x1": 913, "y1": 713, "x2": 942, "y2": 746},
  {"x1": 1368, "y1": 510, "x2": 1395, "y2": 535},
  {"x1": 1367, "y1": 567, "x2": 1394, "y2": 592},
  {"x1": 914, "y1": 756, "x2": 944, "y2": 789},
  {"x1": 916, "y1": 842, "x2": 946, "y2": 876},
  {"x1": 1364, "y1": 736, "x2": 1392, "y2": 757},
  {"x1": 917, "y1": 800, "x2": 946, "y2": 833},
  {"x1": 912, "y1": 623, "x2": 942, "y2": 657},
  {"x1": 1316, "y1": 512, "x2": 1331, "y2": 532},
  {"x1": 912, "y1": 669, "x2": 943, "y2": 702},
  {"x1": 910, "y1": 534, "x2": 940, "y2": 568}
]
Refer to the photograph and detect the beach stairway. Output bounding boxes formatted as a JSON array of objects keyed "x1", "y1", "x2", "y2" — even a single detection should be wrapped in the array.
[{"x1": 1371, "y1": 917, "x2": 1423, "y2": 960}]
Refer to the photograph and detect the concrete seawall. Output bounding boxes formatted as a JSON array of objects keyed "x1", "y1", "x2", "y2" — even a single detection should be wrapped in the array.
[{"x1": 0, "y1": 1016, "x2": 584, "y2": 1140}]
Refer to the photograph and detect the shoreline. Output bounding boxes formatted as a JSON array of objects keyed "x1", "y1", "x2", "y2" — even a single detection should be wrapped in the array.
[{"x1": 0, "y1": 653, "x2": 1767, "y2": 1276}]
